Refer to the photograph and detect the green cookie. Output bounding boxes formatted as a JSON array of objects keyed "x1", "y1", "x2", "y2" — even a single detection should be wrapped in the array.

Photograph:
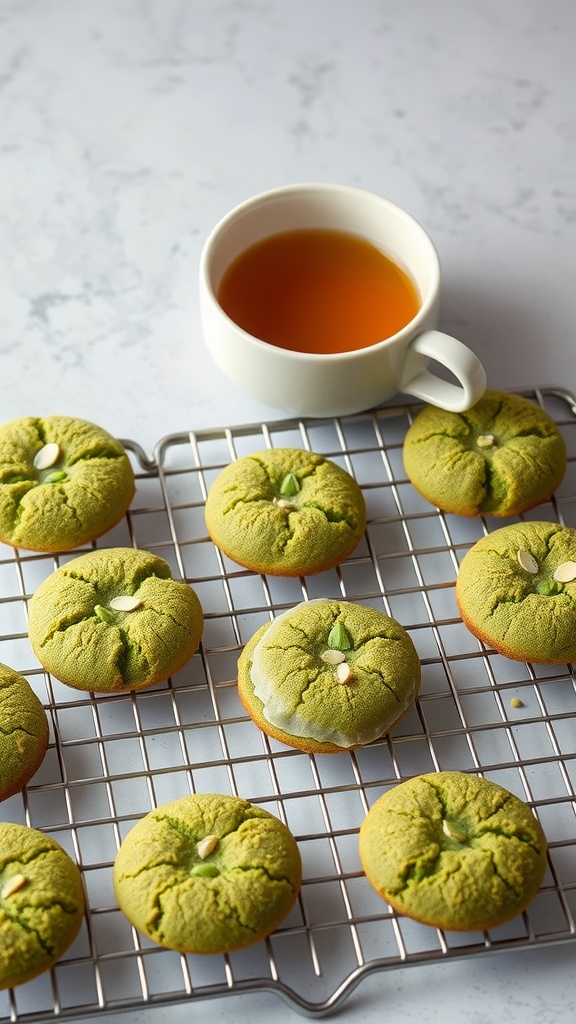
[
  {"x1": 0, "y1": 415, "x2": 135, "y2": 551},
  {"x1": 403, "y1": 390, "x2": 567, "y2": 517},
  {"x1": 205, "y1": 448, "x2": 366, "y2": 576},
  {"x1": 359, "y1": 772, "x2": 547, "y2": 932},
  {"x1": 238, "y1": 599, "x2": 421, "y2": 751},
  {"x1": 113, "y1": 793, "x2": 302, "y2": 954},
  {"x1": 28, "y1": 547, "x2": 204, "y2": 692},
  {"x1": 0, "y1": 822, "x2": 85, "y2": 989},
  {"x1": 0, "y1": 664, "x2": 49, "y2": 802},
  {"x1": 456, "y1": 520, "x2": 576, "y2": 664}
]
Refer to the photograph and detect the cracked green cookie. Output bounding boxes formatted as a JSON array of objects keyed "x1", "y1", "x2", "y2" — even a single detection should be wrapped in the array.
[
  {"x1": 205, "y1": 448, "x2": 366, "y2": 576},
  {"x1": 237, "y1": 599, "x2": 421, "y2": 752},
  {"x1": 456, "y1": 520, "x2": 576, "y2": 664},
  {"x1": 0, "y1": 822, "x2": 85, "y2": 989},
  {"x1": 113, "y1": 793, "x2": 302, "y2": 954},
  {"x1": 0, "y1": 415, "x2": 135, "y2": 552},
  {"x1": 359, "y1": 771, "x2": 547, "y2": 932},
  {"x1": 402, "y1": 390, "x2": 567, "y2": 517},
  {"x1": 0, "y1": 664, "x2": 49, "y2": 802},
  {"x1": 27, "y1": 547, "x2": 203, "y2": 692}
]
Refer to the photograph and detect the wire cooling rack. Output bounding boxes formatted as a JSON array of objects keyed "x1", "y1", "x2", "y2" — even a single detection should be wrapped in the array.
[{"x1": 1, "y1": 386, "x2": 576, "y2": 1021}]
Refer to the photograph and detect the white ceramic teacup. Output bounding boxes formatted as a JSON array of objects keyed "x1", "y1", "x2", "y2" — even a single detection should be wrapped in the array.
[{"x1": 199, "y1": 183, "x2": 486, "y2": 417}]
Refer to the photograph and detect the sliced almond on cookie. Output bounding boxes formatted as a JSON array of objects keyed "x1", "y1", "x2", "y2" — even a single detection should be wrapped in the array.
[
  {"x1": 517, "y1": 549, "x2": 538, "y2": 574},
  {"x1": 33, "y1": 442, "x2": 60, "y2": 470},
  {"x1": 553, "y1": 561, "x2": 576, "y2": 583},
  {"x1": 321, "y1": 649, "x2": 346, "y2": 665},
  {"x1": 335, "y1": 662, "x2": 353, "y2": 685},
  {"x1": 197, "y1": 835, "x2": 219, "y2": 859},
  {"x1": 109, "y1": 595, "x2": 142, "y2": 612}
]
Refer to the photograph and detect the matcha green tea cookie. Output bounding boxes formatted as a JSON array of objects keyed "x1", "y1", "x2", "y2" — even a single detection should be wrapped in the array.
[
  {"x1": 28, "y1": 547, "x2": 203, "y2": 692},
  {"x1": 402, "y1": 390, "x2": 567, "y2": 517},
  {"x1": 0, "y1": 664, "x2": 49, "y2": 802},
  {"x1": 0, "y1": 822, "x2": 85, "y2": 989},
  {"x1": 205, "y1": 448, "x2": 366, "y2": 576},
  {"x1": 359, "y1": 771, "x2": 547, "y2": 932},
  {"x1": 0, "y1": 415, "x2": 135, "y2": 552},
  {"x1": 456, "y1": 520, "x2": 576, "y2": 664},
  {"x1": 113, "y1": 793, "x2": 302, "y2": 954},
  {"x1": 238, "y1": 599, "x2": 421, "y2": 752}
]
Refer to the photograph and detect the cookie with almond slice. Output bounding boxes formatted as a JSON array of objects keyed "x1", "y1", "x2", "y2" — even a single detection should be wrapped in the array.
[
  {"x1": 0, "y1": 822, "x2": 85, "y2": 989},
  {"x1": 237, "y1": 599, "x2": 420, "y2": 752},
  {"x1": 456, "y1": 520, "x2": 576, "y2": 663},
  {"x1": 0, "y1": 415, "x2": 135, "y2": 552},
  {"x1": 113, "y1": 793, "x2": 301, "y2": 953},
  {"x1": 27, "y1": 547, "x2": 203, "y2": 692}
]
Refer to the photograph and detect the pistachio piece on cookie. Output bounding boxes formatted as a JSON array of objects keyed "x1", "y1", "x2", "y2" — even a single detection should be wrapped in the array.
[{"x1": 205, "y1": 448, "x2": 366, "y2": 576}]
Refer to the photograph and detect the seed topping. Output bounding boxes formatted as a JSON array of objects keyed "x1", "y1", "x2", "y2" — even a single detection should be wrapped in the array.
[
  {"x1": 33, "y1": 442, "x2": 60, "y2": 470},
  {"x1": 335, "y1": 662, "x2": 353, "y2": 685},
  {"x1": 321, "y1": 649, "x2": 346, "y2": 665},
  {"x1": 273, "y1": 471, "x2": 301, "y2": 510},
  {"x1": 328, "y1": 621, "x2": 352, "y2": 652},
  {"x1": 279, "y1": 472, "x2": 300, "y2": 497},
  {"x1": 442, "y1": 820, "x2": 468, "y2": 842},
  {"x1": 476, "y1": 434, "x2": 495, "y2": 448},
  {"x1": 94, "y1": 604, "x2": 115, "y2": 624},
  {"x1": 2, "y1": 874, "x2": 27, "y2": 899},
  {"x1": 197, "y1": 835, "x2": 219, "y2": 859},
  {"x1": 517, "y1": 549, "x2": 538, "y2": 574},
  {"x1": 553, "y1": 561, "x2": 576, "y2": 584},
  {"x1": 536, "y1": 578, "x2": 559, "y2": 596},
  {"x1": 109, "y1": 595, "x2": 142, "y2": 612},
  {"x1": 191, "y1": 863, "x2": 220, "y2": 878}
]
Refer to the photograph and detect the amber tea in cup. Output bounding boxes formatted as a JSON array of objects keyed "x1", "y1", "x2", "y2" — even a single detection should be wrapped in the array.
[
  {"x1": 216, "y1": 227, "x2": 420, "y2": 355},
  {"x1": 199, "y1": 183, "x2": 487, "y2": 416}
]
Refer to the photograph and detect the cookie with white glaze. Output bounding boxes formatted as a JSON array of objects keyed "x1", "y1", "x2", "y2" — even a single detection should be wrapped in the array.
[{"x1": 238, "y1": 599, "x2": 421, "y2": 752}]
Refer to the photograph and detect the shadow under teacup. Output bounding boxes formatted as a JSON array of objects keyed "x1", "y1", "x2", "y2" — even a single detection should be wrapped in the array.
[{"x1": 199, "y1": 183, "x2": 486, "y2": 417}]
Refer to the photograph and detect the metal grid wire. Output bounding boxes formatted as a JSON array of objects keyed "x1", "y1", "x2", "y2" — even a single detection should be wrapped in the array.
[{"x1": 1, "y1": 385, "x2": 576, "y2": 1021}]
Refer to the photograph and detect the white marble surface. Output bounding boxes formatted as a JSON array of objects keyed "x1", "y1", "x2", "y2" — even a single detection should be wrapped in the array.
[{"x1": 1, "y1": 1, "x2": 576, "y2": 1022}]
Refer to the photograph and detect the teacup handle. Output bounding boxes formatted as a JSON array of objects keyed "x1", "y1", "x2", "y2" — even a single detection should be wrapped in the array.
[{"x1": 400, "y1": 330, "x2": 487, "y2": 412}]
